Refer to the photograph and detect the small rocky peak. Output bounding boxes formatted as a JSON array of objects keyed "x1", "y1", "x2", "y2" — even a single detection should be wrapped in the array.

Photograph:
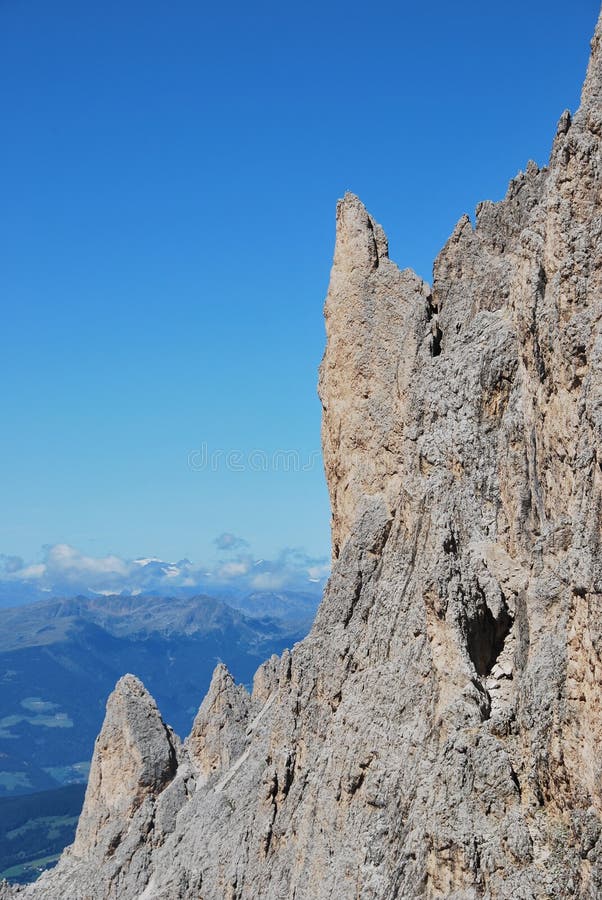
[
  {"x1": 550, "y1": 109, "x2": 574, "y2": 162},
  {"x1": 187, "y1": 663, "x2": 250, "y2": 783},
  {"x1": 72, "y1": 674, "x2": 178, "y2": 855},
  {"x1": 556, "y1": 109, "x2": 572, "y2": 137},
  {"x1": 332, "y1": 192, "x2": 388, "y2": 275}
]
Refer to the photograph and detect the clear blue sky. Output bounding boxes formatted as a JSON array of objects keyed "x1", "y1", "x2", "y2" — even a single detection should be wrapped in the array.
[{"x1": 0, "y1": 1, "x2": 598, "y2": 570}]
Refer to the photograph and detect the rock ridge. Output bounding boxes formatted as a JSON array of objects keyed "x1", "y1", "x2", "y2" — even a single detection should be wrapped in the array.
[{"x1": 4, "y1": 9, "x2": 602, "y2": 899}]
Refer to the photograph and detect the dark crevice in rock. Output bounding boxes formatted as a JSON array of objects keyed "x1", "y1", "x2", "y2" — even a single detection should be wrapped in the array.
[
  {"x1": 365, "y1": 216, "x2": 381, "y2": 270},
  {"x1": 443, "y1": 526, "x2": 459, "y2": 555},
  {"x1": 161, "y1": 724, "x2": 179, "y2": 787},
  {"x1": 430, "y1": 324, "x2": 443, "y2": 357},
  {"x1": 510, "y1": 766, "x2": 522, "y2": 799},
  {"x1": 527, "y1": 426, "x2": 547, "y2": 531},
  {"x1": 530, "y1": 265, "x2": 548, "y2": 381},
  {"x1": 426, "y1": 295, "x2": 443, "y2": 357},
  {"x1": 514, "y1": 591, "x2": 530, "y2": 672},
  {"x1": 281, "y1": 752, "x2": 296, "y2": 799},
  {"x1": 465, "y1": 588, "x2": 513, "y2": 678}
]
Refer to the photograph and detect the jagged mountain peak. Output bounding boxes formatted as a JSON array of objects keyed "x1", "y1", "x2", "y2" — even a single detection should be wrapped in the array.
[
  {"x1": 71, "y1": 673, "x2": 178, "y2": 856},
  {"x1": 6, "y1": 9, "x2": 602, "y2": 899}
]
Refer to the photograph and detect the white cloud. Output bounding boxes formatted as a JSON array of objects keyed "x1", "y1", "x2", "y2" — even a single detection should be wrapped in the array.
[
  {"x1": 217, "y1": 561, "x2": 251, "y2": 578},
  {"x1": 44, "y1": 544, "x2": 129, "y2": 580},
  {"x1": 15, "y1": 563, "x2": 46, "y2": 581},
  {"x1": 249, "y1": 572, "x2": 288, "y2": 590},
  {"x1": 0, "y1": 536, "x2": 330, "y2": 601}
]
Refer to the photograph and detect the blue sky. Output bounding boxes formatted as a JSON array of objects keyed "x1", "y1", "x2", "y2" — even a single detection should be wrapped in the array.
[{"x1": 0, "y1": 1, "x2": 598, "y2": 590}]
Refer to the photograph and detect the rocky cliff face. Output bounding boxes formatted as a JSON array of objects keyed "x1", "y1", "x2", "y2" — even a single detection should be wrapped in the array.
[{"x1": 5, "y1": 12, "x2": 602, "y2": 899}]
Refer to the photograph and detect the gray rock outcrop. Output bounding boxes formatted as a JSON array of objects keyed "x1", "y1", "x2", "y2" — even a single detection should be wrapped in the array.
[{"x1": 9, "y1": 9, "x2": 602, "y2": 898}]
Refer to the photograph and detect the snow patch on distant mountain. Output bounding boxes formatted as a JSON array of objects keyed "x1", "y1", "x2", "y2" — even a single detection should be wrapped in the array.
[{"x1": 0, "y1": 540, "x2": 329, "y2": 607}]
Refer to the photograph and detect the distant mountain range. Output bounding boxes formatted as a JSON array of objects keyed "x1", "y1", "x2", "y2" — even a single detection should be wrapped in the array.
[
  {"x1": 0, "y1": 591, "x2": 320, "y2": 799},
  {"x1": 0, "y1": 546, "x2": 330, "y2": 609}
]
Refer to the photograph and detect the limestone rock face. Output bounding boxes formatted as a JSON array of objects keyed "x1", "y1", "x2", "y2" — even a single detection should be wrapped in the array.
[
  {"x1": 186, "y1": 663, "x2": 250, "y2": 784},
  {"x1": 23, "y1": 675, "x2": 181, "y2": 899},
  {"x1": 74, "y1": 674, "x2": 178, "y2": 856},
  {"x1": 10, "y1": 10, "x2": 602, "y2": 899},
  {"x1": 318, "y1": 193, "x2": 430, "y2": 559}
]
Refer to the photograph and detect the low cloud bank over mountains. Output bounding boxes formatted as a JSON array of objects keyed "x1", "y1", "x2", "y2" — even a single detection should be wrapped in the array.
[{"x1": 0, "y1": 536, "x2": 329, "y2": 606}]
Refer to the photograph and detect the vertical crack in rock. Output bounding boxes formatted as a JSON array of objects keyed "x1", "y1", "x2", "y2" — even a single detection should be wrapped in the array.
[
  {"x1": 426, "y1": 294, "x2": 443, "y2": 357},
  {"x1": 531, "y1": 264, "x2": 548, "y2": 382}
]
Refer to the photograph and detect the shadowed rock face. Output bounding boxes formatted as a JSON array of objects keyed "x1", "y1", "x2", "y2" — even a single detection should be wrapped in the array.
[{"x1": 6, "y1": 11, "x2": 602, "y2": 900}]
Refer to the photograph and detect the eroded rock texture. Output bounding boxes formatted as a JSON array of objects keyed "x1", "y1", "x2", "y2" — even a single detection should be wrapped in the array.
[{"x1": 8, "y1": 11, "x2": 602, "y2": 899}]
